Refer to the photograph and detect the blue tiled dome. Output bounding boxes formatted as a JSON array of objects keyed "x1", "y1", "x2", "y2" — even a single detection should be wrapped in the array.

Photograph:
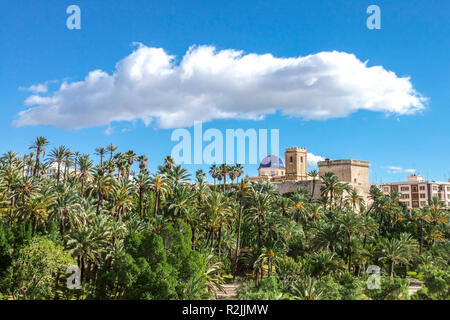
[{"x1": 259, "y1": 155, "x2": 285, "y2": 169}]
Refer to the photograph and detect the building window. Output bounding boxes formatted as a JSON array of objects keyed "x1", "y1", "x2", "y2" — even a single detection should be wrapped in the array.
[
  {"x1": 412, "y1": 186, "x2": 417, "y2": 192},
  {"x1": 400, "y1": 187, "x2": 409, "y2": 191},
  {"x1": 420, "y1": 193, "x2": 426, "y2": 198},
  {"x1": 402, "y1": 194, "x2": 410, "y2": 199},
  {"x1": 300, "y1": 157, "x2": 303, "y2": 163},
  {"x1": 290, "y1": 156, "x2": 293, "y2": 163},
  {"x1": 419, "y1": 186, "x2": 425, "y2": 191},
  {"x1": 433, "y1": 186, "x2": 438, "y2": 191},
  {"x1": 383, "y1": 187, "x2": 389, "y2": 192}
]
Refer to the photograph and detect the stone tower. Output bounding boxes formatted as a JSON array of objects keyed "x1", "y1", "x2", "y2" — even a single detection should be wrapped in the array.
[{"x1": 284, "y1": 147, "x2": 308, "y2": 181}]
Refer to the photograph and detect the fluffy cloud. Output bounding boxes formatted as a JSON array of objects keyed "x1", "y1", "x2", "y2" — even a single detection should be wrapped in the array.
[
  {"x1": 19, "y1": 83, "x2": 49, "y2": 94},
  {"x1": 382, "y1": 166, "x2": 416, "y2": 174},
  {"x1": 14, "y1": 43, "x2": 426, "y2": 130},
  {"x1": 307, "y1": 152, "x2": 325, "y2": 168}
]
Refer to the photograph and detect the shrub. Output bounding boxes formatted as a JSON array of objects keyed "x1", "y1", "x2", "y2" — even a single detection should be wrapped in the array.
[
  {"x1": 365, "y1": 276, "x2": 409, "y2": 300},
  {"x1": 412, "y1": 265, "x2": 450, "y2": 300}
]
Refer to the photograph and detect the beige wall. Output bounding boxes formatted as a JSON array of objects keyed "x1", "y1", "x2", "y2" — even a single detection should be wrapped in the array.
[{"x1": 318, "y1": 159, "x2": 370, "y2": 187}]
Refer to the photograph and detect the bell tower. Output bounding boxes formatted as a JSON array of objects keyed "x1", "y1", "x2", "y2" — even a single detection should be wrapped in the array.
[{"x1": 284, "y1": 147, "x2": 308, "y2": 181}]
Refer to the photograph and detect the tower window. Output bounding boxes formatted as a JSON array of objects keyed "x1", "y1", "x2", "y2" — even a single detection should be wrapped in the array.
[
  {"x1": 290, "y1": 156, "x2": 293, "y2": 163},
  {"x1": 300, "y1": 157, "x2": 303, "y2": 163}
]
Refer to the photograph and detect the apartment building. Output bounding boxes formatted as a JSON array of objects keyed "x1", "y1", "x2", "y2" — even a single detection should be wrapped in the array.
[{"x1": 378, "y1": 174, "x2": 450, "y2": 209}]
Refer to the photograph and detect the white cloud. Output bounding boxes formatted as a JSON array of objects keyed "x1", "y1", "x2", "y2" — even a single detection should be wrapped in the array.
[
  {"x1": 19, "y1": 83, "x2": 49, "y2": 94},
  {"x1": 14, "y1": 43, "x2": 426, "y2": 130},
  {"x1": 307, "y1": 152, "x2": 325, "y2": 168},
  {"x1": 382, "y1": 166, "x2": 416, "y2": 174},
  {"x1": 104, "y1": 125, "x2": 114, "y2": 136}
]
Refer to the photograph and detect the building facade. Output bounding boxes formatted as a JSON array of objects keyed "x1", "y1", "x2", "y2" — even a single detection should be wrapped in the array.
[{"x1": 378, "y1": 174, "x2": 450, "y2": 209}]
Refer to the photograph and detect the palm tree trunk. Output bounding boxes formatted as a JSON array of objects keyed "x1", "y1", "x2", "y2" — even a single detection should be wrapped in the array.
[
  {"x1": 139, "y1": 188, "x2": 143, "y2": 219},
  {"x1": 57, "y1": 162, "x2": 61, "y2": 183},
  {"x1": 233, "y1": 205, "x2": 243, "y2": 280},
  {"x1": 217, "y1": 227, "x2": 222, "y2": 257},
  {"x1": 97, "y1": 194, "x2": 103, "y2": 215},
  {"x1": 153, "y1": 191, "x2": 160, "y2": 221}
]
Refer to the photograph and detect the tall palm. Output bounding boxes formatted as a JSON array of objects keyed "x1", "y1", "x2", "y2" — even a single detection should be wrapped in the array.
[
  {"x1": 320, "y1": 172, "x2": 340, "y2": 209},
  {"x1": 78, "y1": 155, "x2": 93, "y2": 194},
  {"x1": 124, "y1": 150, "x2": 136, "y2": 178},
  {"x1": 137, "y1": 155, "x2": 148, "y2": 172},
  {"x1": 219, "y1": 164, "x2": 230, "y2": 191},
  {"x1": 150, "y1": 174, "x2": 171, "y2": 221},
  {"x1": 88, "y1": 168, "x2": 115, "y2": 215},
  {"x1": 308, "y1": 170, "x2": 319, "y2": 198},
  {"x1": 63, "y1": 150, "x2": 73, "y2": 180},
  {"x1": 95, "y1": 147, "x2": 107, "y2": 167},
  {"x1": 164, "y1": 156, "x2": 175, "y2": 170},
  {"x1": 73, "y1": 151, "x2": 81, "y2": 176},
  {"x1": 106, "y1": 144, "x2": 118, "y2": 161},
  {"x1": 29, "y1": 136, "x2": 49, "y2": 177},
  {"x1": 48, "y1": 145, "x2": 69, "y2": 183},
  {"x1": 338, "y1": 210, "x2": 364, "y2": 272},
  {"x1": 209, "y1": 164, "x2": 219, "y2": 185},
  {"x1": 234, "y1": 164, "x2": 244, "y2": 183},
  {"x1": 134, "y1": 171, "x2": 151, "y2": 219}
]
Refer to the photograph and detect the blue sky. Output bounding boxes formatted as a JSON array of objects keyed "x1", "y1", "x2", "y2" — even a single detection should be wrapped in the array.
[{"x1": 1, "y1": 0, "x2": 449, "y2": 183}]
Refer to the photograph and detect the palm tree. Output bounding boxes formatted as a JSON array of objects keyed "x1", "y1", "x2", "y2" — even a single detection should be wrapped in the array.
[
  {"x1": 88, "y1": 168, "x2": 115, "y2": 215},
  {"x1": 345, "y1": 187, "x2": 364, "y2": 212},
  {"x1": 376, "y1": 233, "x2": 418, "y2": 276},
  {"x1": 168, "y1": 165, "x2": 191, "y2": 187},
  {"x1": 308, "y1": 170, "x2": 319, "y2": 198},
  {"x1": 29, "y1": 136, "x2": 49, "y2": 177},
  {"x1": 48, "y1": 145, "x2": 69, "y2": 183},
  {"x1": 338, "y1": 210, "x2": 364, "y2": 272},
  {"x1": 95, "y1": 147, "x2": 107, "y2": 167},
  {"x1": 106, "y1": 144, "x2": 118, "y2": 161},
  {"x1": 134, "y1": 171, "x2": 150, "y2": 219},
  {"x1": 234, "y1": 164, "x2": 244, "y2": 183},
  {"x1": 164, "y1": 156, "x2": 175, "y2": 169},
  {"x1": 124, "y1": 150, "x2": 136, "y2": 178},
  {"x1": 78, "y1": 155, "x2": 93, "y2": 194},
  {"x1": 320, "y1": 172, "x2": 341, "y2": 209},
  {"x1": 219, "y1": 164, "x2": 230, "y2": 191},
  {"x1": 73, "y1": 151, "x2": 81, "y2": 176},
  {"x1": 63, "y1": 149, "x2": 73, "y2": 180},
  {"x1": 249, "y1": 189, "x2": 273, "y2": 253},
  {"x1": 410, "y1": 208, "x2": 428, "y2": 254},
  {"x1": 150, "y1": 174, "x2": 170, "y2": 221},
  {"x1": 233, "y1": 179, "x2": 250, "y2": 279},
  {"x1": 195, "y1": 169, "x2": 206, "y2": 184},
  {"x1": 137, "y1": 155, "x2": 148, "y2": 172},
  {"x1": 209, "y1": 165, "x2": 219, "y2": 185}
]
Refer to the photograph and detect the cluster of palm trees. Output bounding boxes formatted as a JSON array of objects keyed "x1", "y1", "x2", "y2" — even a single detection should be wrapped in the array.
[
  {"x1": 209, "y1": 164, "x2": 244, "y2": 187},
  {"x1": 0, "y1": 136, "x2": 449, "y2": 300}
]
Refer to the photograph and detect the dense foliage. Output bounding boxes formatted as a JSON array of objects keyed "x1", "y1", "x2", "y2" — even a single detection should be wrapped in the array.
[{"x1": 0, "y1": 138, "x2": 449, "y2": 300}]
